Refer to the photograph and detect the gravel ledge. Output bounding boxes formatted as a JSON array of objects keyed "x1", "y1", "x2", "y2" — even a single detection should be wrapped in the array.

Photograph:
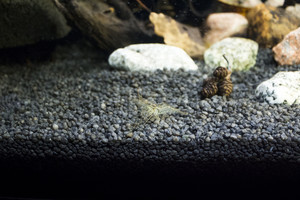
[{"x1": 0, "y1": 42, "x2": 300, "y2": 182}]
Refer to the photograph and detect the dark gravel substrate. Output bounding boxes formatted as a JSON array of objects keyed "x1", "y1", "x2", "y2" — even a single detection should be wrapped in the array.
[{"x1": 0, "y1": 40, "x2": 300, "y2": 198}]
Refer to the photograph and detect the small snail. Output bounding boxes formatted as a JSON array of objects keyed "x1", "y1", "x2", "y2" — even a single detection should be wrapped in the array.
[
  {"x1": 213, "y1": 66, "x2": 230, "y2": 79},
  {"x1": 200, "y1": 77, "x2": 219, "y2": 98},
  {"x1": 216, "y1": 55, "x2": 233, "y2": 97},
  {"x1": 200, "y1": 55, "x2": 233, "y2": 98},
  {"x1": 218, "y1": 78, "x2": 233, "y2": 96}
]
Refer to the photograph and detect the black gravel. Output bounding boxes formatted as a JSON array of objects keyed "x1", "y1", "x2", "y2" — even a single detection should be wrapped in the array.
[{"x1": 0, "y1": 41, "x2": 300, "y2": 198}]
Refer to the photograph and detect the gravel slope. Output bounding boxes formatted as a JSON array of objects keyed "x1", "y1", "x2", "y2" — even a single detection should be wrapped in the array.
[{"x1": 0, "y1": 41, "x2": 300, "y2": 177}]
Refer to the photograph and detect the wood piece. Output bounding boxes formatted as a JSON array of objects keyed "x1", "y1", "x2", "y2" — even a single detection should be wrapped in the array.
[
  {"x1": 247, "y1": 3, "x2": 299, "y2": 48},
  {"x1": 149, "y1": 12, "x2": 205, "y2": 58},
  {"x1": 53, "y1": 0, "x2": 157, "y2": 52}
]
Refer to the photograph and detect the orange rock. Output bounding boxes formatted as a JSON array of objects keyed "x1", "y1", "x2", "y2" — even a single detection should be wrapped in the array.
[
  {"x1": 247, "y1": 3, "x2": 299, "y2": 48},
  {"x1": 272, "y1": 27, "x2": 300, "y2": 66}
]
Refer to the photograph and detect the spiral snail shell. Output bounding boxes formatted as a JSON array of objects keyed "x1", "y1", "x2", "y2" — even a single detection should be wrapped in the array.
[
  {"x1": 200, "y1": 55, "x2": 233, "y2": 98},
  {"x1": 218, "y1": 78, "x2": 233, "y2": 96},
  {"x1": 213, "y1": 66, "x2": 230, "y2": 79},
  {"x1": 200, "y1": 77, "x2": 219, "y2": 98}
]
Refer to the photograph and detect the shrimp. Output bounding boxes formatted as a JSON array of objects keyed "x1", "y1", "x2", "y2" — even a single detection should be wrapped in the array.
[{"x1": 131, "y1": 91, "x2": 187, "y2": 131}]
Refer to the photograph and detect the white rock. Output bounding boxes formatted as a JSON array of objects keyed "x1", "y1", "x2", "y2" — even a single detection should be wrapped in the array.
[
  {"x1": 108, "y1": 43, "x2": 198, "y2": 71},
  {"x1": 265, "y1": 0, "x2": 284, "y2": 7},
  {"x1": 52, "y1": 123, "x2": 59, "y2": 130},
  {"x1": 255, "y1": 71, "x2": 300, "y2": 105},
  {"x1": 204, "y1": 37, "x2": 258, "y2": 71}
]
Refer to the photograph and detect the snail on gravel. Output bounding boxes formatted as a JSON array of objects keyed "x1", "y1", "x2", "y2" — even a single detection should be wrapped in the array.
[
  {"x1": 201, "y1": 55, "x2": 233, "y2": 98},
  {"x1": 213, "y1": 66, "x2": 231, "y2": 79},
  {"x1": 200, "y1": 77, "x2": 219, "y2": 98}
]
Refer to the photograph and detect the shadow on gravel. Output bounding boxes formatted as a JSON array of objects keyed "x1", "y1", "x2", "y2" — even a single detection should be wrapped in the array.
[{"x1": 0, "y1": 158, "x2": 299, "y2": 199}]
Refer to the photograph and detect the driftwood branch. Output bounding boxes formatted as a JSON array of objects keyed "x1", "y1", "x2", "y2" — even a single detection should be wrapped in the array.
[{"x1": 53, "y1": 0, "x2": 157, "y2": 52}]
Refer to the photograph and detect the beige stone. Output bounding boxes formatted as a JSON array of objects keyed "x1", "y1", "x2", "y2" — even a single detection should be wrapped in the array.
[
  {"x1": 273, "y1": 27, "x2": 300, "y2": 65},
  {"x1": 219, "y1": 0, "x2": 261, "y2": 7},
  {"x1": 241, "y1": 0, "x2": 262, "y2": 7},
  {"x1": 286, "y1": 4, "x2": 300, "y2": 21},
  {"x1": 204, "y1": 13, "x2": 248, "y2": 46},
  {"x1": 265, "y1": 0, "x2": 284, "y2": 7}
]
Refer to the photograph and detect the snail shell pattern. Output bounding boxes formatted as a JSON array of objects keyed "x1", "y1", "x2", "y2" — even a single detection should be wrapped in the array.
[
  {"x1": 217, "y1": 79, "x2": 233, "y2": 96},
  {"x1": 213, "y1": 66, "x2": 230, "y2": 79},
  {"x1": 200, "y1": 77, "x2": 219, "y2": 98},
  {"x1": 201, "y1": 55, "x2": 233, "y2": 98}
]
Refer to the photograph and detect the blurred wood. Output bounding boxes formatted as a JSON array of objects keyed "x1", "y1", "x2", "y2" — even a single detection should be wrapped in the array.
[
  {"x1": 149, "y1": 12, "x2": 205, "y2": 58},
  {"x1": 247, "y1": 3, "x2": 299, "y2": 48},
  {"x1": 135, "y1": 0, "x2": 151, "y2": 13},
  {"x1": 53, "y1": 0, "x2": 158, "y2": 52}
]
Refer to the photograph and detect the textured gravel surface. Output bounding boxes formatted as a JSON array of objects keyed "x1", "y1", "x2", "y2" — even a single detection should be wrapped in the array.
[{"x1": 0, "y1": 40, "x2": 300, "y2": 178}]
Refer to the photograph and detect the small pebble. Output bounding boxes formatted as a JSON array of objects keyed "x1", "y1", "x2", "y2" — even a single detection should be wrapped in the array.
[
  {"x1": 84, "y1": 114, "x2": 89, "y2": 119},
  {"x1": 93, "y1": 124, "x2": 99, "y2": 129},
  {"x1": 126, "y1": 132, "x2": 133, "y2": 138},
  {"x1": 52, "y1": 123, "x2": 59, "y2": 130},
  {"x1": 101, "y1": 103, "x2": 106, "y2": 109}
]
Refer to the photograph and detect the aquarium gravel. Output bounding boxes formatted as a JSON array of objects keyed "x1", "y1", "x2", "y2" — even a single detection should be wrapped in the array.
[{"x1": 0, "y1": 44, "x2": 300, "y2": 177}]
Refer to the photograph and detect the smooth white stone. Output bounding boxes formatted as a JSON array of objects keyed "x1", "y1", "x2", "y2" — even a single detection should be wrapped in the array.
[{"x1": 108, "y1": 43, "x2": 198, "y2": 71}]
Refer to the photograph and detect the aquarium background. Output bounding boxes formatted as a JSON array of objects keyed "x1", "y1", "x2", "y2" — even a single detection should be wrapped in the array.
[{"x1": 0, "y1": 0, "x2": 300, "y2": 199}]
